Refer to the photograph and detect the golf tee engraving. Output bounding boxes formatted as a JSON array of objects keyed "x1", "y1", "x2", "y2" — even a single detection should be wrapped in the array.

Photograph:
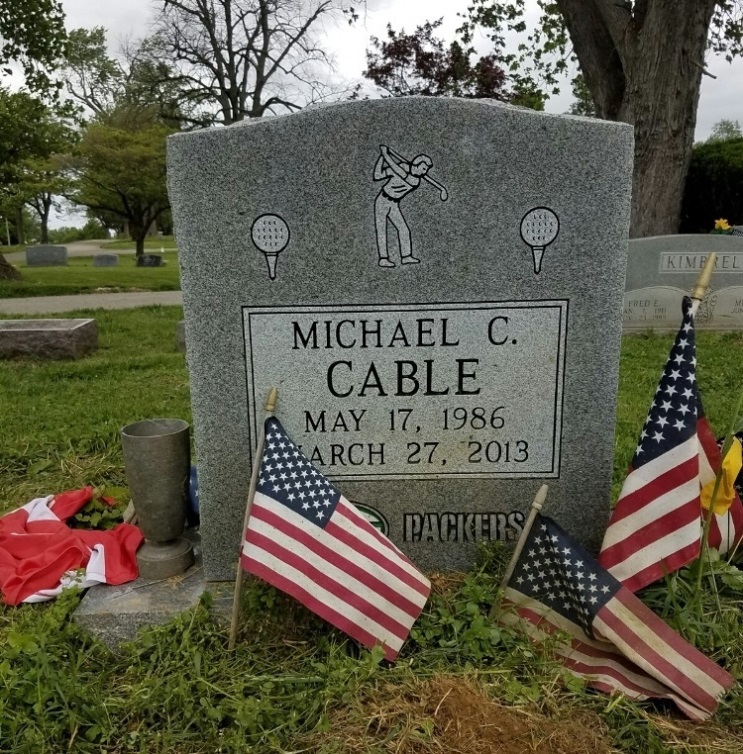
[
  {"x1": 520, "y1": 207, "x2": 560, "y2": 275},
  {"x1": 373, "y1": 144, "x2": 448, "y2": 268},
  {"x1": 251, "y1": 213, "x2": 290, "y2": 281}
]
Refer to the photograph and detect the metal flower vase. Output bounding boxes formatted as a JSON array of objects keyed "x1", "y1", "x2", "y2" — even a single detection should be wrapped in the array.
[{"x1": 121, "y1": 418, "x2": 195, "y2": 579}]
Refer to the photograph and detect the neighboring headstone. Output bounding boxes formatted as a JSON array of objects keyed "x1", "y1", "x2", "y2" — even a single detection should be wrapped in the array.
[
  {"x1": 136, "y1": 254, "x2": 164, "y2": 267},
  {"x1": 167, "y1": 97, "x2": 634, "y2": 577},
  {"x1": 176, "y1": 319, "x2": 187, "y2": 352},
  {"x1": 0, "y1": 319, "x2": 98, "y2": 360},
  {"x1": 25, "y1": 245, "x2": 68, "y2": 267},
  {"x1": 624, "y1": 234, "x2": 743, "y2": 331},
  {"x1": 93, "y1": 253, "x2": 119, "y2": 267}
]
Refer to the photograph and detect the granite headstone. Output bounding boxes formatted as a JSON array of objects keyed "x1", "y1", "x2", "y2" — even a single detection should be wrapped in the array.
[
  {"x1": 167, "y1": 98, "x2": 634, "y2": 578},
  {"x1": 624, "y1": 234, "x2": 743, "y2": 331},
  {"x1": 25, "y1": 245, "x2": 68, "y2": 267},
  {"x1": 136, "y1": 254, "x2": 164, "y2": 267},
  {"x1": 93, "y1": 253, "x2": 119, "y2": 267}
]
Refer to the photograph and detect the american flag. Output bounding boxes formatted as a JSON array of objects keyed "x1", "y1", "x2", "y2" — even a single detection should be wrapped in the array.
[
  {"x1": 501, "y1": 514, "x2": 734, "y2": 720},
  {"x1": 599, "y1": 297, "x2": 702, "y2": 591},
  {"x1": 240, "y1": 418, "x2": 430, "y2": 661}
]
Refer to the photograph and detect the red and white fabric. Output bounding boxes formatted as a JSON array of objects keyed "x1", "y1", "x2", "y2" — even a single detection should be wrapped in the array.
[{"x1": 0, "y1": 487, "x2": 143, "y2": 605}]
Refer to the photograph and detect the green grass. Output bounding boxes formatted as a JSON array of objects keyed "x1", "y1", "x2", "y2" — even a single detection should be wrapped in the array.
[
  {"x1": 102, "y1": 235, "x2": 178, "y2": 250},
  {"x1": 0, "y1": 253, "x2": 181, "y2": 298},
  {"x1": 0, "y1": 317, "x2": 742, "y2": 753}
]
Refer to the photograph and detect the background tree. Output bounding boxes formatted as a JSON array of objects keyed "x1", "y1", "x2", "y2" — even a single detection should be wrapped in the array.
[
  {"x1": 568, "y1": 74, "x2": 596, "y2": 117},
  {"x1": 64, "y1": 108, "x2": 174, "y2": 256},
  {"x1": 0, "y1": 89, "x2": 55, "y2": 279},
  {"x1": 462, "y1": 1, "x2": 743, "y2": 237},
  {"x1": 707, "y1": 118, "x2": 743, "y2": 142},
  {"x1": 152, "y1": 0, "x2": 356, "y2": 125},
  {"x1": 0, "y1": 0, "x2": 66, "y2": 94},
  {"x1": 364, "y1": 20, "x2": 509, "y2": 100},
  {"x1": 61, "y1": 28, "x2": 202, "y2": 128},
  {"x1": 681, "y1": 136, "x2": 743, "y2": 232}
]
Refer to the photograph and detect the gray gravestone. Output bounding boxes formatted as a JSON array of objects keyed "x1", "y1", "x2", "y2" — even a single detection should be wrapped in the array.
[
  {"x1": 0, "y1": 319, "x2": 97, "y2": 359},
  {"x1": 136, "y1": 254, "x2": 164, "y2": 267},
  {"x1": 25, "y1": 245, "x2": 68, "y2": 267},
  {"x1": 624, "y1": 235, "x2": 743, "y2": 331},
  {"x1": 167, "y1": 98, "x2": 633, "y2": 578},
  {"x1": 93, "y1": 253, "x2": 119, "y2": 267},
  {"x1": 176, "y1": 320, "x2": 187, "y2": 353}
]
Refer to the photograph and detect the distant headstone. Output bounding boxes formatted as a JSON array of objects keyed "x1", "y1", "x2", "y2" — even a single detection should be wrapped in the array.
[
  {"x1": 0, "y1": 319, "x2": 98, "y2": 360},
  {"x1": 25, "y1": 245, "x2": 68, "y2": 267},
  {"x1": 176, "y1": 320, "x2": 186, "y2": 352},
  {"x1": 136, "y1": 254, "x2": 164, "y2": 267},
  {"x1": 624, "y1": 235, "x2": 743, "y2": 331},
  {"x1": 167, "y1": 98, "x2": 634, "y2": 578},
  {"x1": 93, "y1": 253, "x2": 119, "y2": 267}
]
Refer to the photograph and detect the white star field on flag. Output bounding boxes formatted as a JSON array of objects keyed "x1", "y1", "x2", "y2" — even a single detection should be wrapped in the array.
[
  {"x1": 510, "y1": 517, "x2": 620, "y2": 638},
  {"x1": 257, "y1": 418, "x2": 341, "y2": 526},
  {"x1": 633, "y1": 300, "x2": 697, "y2": 466}
]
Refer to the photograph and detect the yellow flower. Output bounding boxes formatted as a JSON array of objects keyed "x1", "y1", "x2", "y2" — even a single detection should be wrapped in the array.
[
  {"x1": 701, "y1": 437, "x2": 742, "y2": 514},
  {"x1": 715, "y1": 218, "x2": 731, "y2": 231}
]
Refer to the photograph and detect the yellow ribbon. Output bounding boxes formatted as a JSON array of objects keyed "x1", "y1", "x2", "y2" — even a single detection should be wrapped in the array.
[{"x1": 701, "y1": 437, "x2": 742, "y2": 514}]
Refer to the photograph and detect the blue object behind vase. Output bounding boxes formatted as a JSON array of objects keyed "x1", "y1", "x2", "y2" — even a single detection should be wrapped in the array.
[{"x1": 187, "y1": 465, "x2": 200, "y2": 527}]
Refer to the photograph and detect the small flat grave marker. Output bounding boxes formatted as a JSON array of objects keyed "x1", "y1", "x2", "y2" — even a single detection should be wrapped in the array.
[{"x1": 0, "y1": 319, "x2": 98, "y2": 360}]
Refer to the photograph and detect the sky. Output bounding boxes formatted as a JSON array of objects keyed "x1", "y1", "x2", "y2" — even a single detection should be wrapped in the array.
[{"x1": 53, "y1": 0, "x2": 743, "y2": 226}]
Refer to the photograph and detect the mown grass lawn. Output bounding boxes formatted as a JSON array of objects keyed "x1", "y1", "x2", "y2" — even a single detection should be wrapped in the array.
[
  {"x1": 0, "y1": 253, "x2": 181, "y2": 298},
  {"x1": 0, "y1": 312, "x2": 741, "y2": 753}
]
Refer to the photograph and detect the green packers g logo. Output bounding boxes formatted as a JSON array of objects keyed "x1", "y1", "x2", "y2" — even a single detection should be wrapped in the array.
[{"x1": 353, "y1": 503, "x2": 389, "y2": 536}]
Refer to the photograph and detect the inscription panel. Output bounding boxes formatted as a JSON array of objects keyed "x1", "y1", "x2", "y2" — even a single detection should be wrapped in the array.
[
  {"x1": 660, "y1": 252, "x2": 743, "y2": 273},
  {"x1": 244, "y1": 301, "x2": 567, "y2": 481}
]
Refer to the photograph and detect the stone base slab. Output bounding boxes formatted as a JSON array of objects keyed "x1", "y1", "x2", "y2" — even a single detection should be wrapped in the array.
[
  {"x1": 74, "y1": 532, "x2": 233, "y2": 648},
  {"x1": 0, "y1": 318, "x2": 98, "y2": 359}
]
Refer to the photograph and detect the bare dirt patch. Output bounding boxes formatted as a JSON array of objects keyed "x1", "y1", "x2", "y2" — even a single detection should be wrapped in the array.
[{"x1": 310, "y1": 676, "x2": 614, "y2": 754}]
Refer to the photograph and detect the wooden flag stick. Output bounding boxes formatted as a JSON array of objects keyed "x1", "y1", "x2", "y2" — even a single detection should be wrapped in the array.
[
  {"x1": 489, "y1": 484, "x2": 549, "y2": 620},
  {"x1": 690, "y1": 253, "x2": 716, "y2": 316},
  {"x1": 228, "y1": 386, "x2": 278, "y2": 650}
]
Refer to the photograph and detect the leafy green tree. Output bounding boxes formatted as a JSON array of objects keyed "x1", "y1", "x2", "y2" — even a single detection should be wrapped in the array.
[
  {"x1": 0, "y1": 89, "x2": 53, "y2": 278},
  {"x1": 65, "y1": 109, "x2": 174, "y2": 256},
  {"x1": 568, "y1": 74, "x2": 596, "y2": 117},
  {"x1": 0, "y1": 0, "x2": 66, "y2": 93},
  {"x1": 461, "y1": 1, "x2": 743, "y2": 237},
  {"x1": 681, "y1": 137, "x2": 743, "y2": 231}
]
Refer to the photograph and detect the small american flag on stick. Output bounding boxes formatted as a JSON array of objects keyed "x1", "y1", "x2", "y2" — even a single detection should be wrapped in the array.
[
  {"x1": 501, "y1": 514, "x2": 734, "y2": 720},
  {"x1": 240, "y1": 418, "x2": 430, "y2": 660},
  {"x1": 599, "y1": 295, "x2": 743, "y2": 591}
]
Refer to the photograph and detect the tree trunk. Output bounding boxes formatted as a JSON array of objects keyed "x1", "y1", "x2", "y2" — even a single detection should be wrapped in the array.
[
  {"x1": 40, "y1": 197, "x2": 51, "y2": 244},
  {"x1": 135, "y1": 235, "x2": 145, "y2": 256},
  {"x1": 14, "y1": 206, "x2": 25, "y2": 245},
  {"x1": 0, "y1": 254, "x2": 22, "y2": 281},
  {"x1": 557, "y1": 0, "x2": 717, "y2": 238},
  {"x1": 620, "y1": 2, "x2": 714, "y2": 237}
]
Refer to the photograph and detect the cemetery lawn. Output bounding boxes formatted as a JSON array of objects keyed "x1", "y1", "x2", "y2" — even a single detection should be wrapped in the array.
[
  {"x1": 0, "y1": 312, "x2": 742, "y2": 754},
  {"x1": 0, "y1": 252, "x2": 181, "y2": 297}
]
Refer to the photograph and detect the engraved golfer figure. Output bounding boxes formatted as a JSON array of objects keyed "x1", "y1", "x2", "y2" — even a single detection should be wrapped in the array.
[{"x1": 373, "y1": 144, "x2": 448, "y2": 268}]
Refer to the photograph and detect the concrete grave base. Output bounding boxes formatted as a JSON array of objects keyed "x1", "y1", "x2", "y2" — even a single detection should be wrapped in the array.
[
  {"x1": 0, "y1": 318, "x2": 98, "y2": 359},
  {"x1": 74, "y1": 533, "x2": 233, "y2": 649}
]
